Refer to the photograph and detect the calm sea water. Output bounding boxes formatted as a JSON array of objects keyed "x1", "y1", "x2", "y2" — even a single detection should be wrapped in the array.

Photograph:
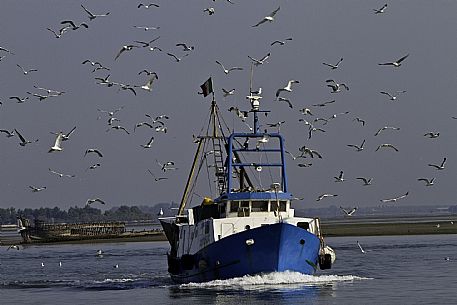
[{"x1": 1, "y1": 235, "x2": 456, "y2": 305}]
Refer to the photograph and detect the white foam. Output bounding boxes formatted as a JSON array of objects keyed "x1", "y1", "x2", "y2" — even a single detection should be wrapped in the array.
[
  {"x1": 180, "y1": 271, "x2": 370, "y2": 289},
  {"x1": 95, "y1": 278, "x2": 135, "y2": 284}
]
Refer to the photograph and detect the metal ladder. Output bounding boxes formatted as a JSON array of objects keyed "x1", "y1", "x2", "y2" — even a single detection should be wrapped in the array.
[{"x1": 212, "y1": 139, "x2": 226, "y2": 194}]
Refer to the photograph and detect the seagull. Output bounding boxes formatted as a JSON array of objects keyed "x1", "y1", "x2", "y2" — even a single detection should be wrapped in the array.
[
  {"x1": 138, "y1": 3, "x2": 160, "y2": 8},
  {"x1": 133, "y1": 25, "x2": 160, "y2": 31},
  {"x1": 299, "y1": 146, "x2": 322, "y2": 158},
  {"x1": 373, "y1": 3, "x2": 388, "y2": 14},
  {"x1": 81, "y1": 4, "x2": 110, "y2": 20},
  {"x1": 167, "y1": 52, "x2": 189, "y2": 62},
  {"x1": 85, "y1": 148, "x2": 103, "y2": 158},
  {"x1": 147, "y1": 169, "x2": 168, "y2": 181},
  {"x1": 424, "y1": 132, "x2": 440, "y2": 138},
  {"x1": 134, "y1": 122, "x2": 154, "y2": 131},
  {"x1": 48, "y1": 168, "x2": 76, "y2": 178},
  {"x1": 313, "y1": 117, "x2": 329, "y2": 125},
  {"x1": 222, "y1": 88, "x2": 236, "y2": 97},
  {"x1": 228, "y1": 106, "x2": 248, "y2": 122},
  {"x1": 356, "y1": 177, "x2": 373, "y2": 186},
  {"x1": 252, "y1": 6, "x2": 280, "y2": 27},
  {"x1": 157, "y1": 160, "x2": 178, "y2": 172},
  {"x1": 86, "y1": 198, "x2": 105, "y2": 205},
  {"x1": 378, "y1": 54, "x2": 409, "y2": 67},
  {"x1": 374, "y1": 126, "x2": 400, "y2": 136},
  {"x1": 136, "y1": 73, "x2": 158, "y2": 91},
  {"x1": 7, "y1": 245, "x2": 20, "y2": 251},
  {"x1": 278, "y1": 97, "x2": 294, "y2": 109},
  {"x1": 381, "y1": 192, "x2": 409, "y2": 203},
  {"x1": 82, "y1": 59, "x2": 110, "y2": 72},
  {"x1": 308, "y1": 126, "x2": 326, "y2": 139},
  {"x1": 347, "y1": 139, "x2": 366, "y2": 152},
  {"x1": 41, "y1": 262, "x2": 45, "y2": 267},
  {"x1": 86, "y1": 163, "x2": 101, "y2": 171},
  {"x1": 203, "y1": 7, "x2": 215, "y2": 15},
  {"x1": 276, "y1": 80, "x2": 299, "y2": 97},
  {"x1": 48, "y1": 132, "x2": 64, "y2": 153},
  {"x1": 299, "y1": 108, "x2": 313, "y2": 116},
  {"x1": 334, "y1": 171, "x2": 345, "y2": 182},
  {"x1": 376, "y1": 143, "x2": 399, "y2": 152},
  {"x1": 16, "y1": 64, "x2": 38, "y2": 75},
  {"x1": 33, "y1": 85, "x2": 65, "y2": 96},
  {"x1": 379, "y1": 90, "x2": 406, "y2": 101},
  {"x1": 29, "y1": 186, "x2": 47, "y2": 192},
  {"x1": 14, "y1": 129, "x2": 37, "y2": 146},
  {"x1": 312, "y1": 100, "x2": 336, "y2": 107},
  {"x1": 134, "y1": 37, "x2": 161, "y2": 48},
  {"x1": 326, "y1": 79, "x2": 349, "y2": 93},
  {"x1": 340, "y1": 206, "x2": 358, "y2": 216},
  {"x1": 271, "y1": 37, "x2": 293, "y2": 46},
  {"x1": 215, "y1": 60, "x2": 243, "y2": 75},
  {"x1": 47, "y1": 27, "x2": 68, "y2": 38},
  {"x1": 322, "y1": 58, "x2": 343, "y2": 70},
  {"x1": 157, "y1": 208, "x2": 164, "y2": 216},
  {"x1": 316, "y1": 194, "x2": 338, "y2": 201},
  {"x1": 356, "y1": 241, "x2": 366, "y2": 254},
  {"x1": 108, "y1": 125, "x2": 130, "y2": 134},
  {"x1": 114, "y1": 45, "x2": 138, "y2": 60},
  {"x1": 0, "y1": 129, "x2": 15, "y2": 137},
  {"x1": 328, "y1": 111, "x2": 350, "y2": 121},
  {"x1": 138, "y1": 70, "x2": 159, "y2": 77},
  {"x1": 176, "y1": 43, "x2": 195, "y2": 51},
  {"x1": 60, "y1": 20, "x2": 89, "y2": 30},
  {"x1": 266, "y1": 121, "x2": 286, "y2": 132},
  {"x1": 0, "y1": 46, "x2": 14, "y2": 54},
  {"x1": 96, "y1": 249, "x2": 104, "y2": 257},
  {"x1": 141, "y1": 136, "x2": 155, "y2": 148},
  {"x1": 9, "y1": 96, "x2": 29, "y2": 103},
  {"x1": 113, "y1": 264, "x2": 119, "y2": 269},
  {"x1": 98, "y1": 106, "x2": 124, "y2": 117},
  {"x1": 247, "y1": 52, "x2": 270, "y2": 66},
  {"x1": 428, "y1": 157, "x2": 446, "y2": 170},
  {"x1": 27, "y1": 91, "x2": 55, "y2": 101},
  {"x1": 353, "y1": 117, "x2": 366, "y2": 126},
  {"x1": 418, "y1": 178, "x2": 435, "y2": 186},
  {"x1": 155, "y1": 126, "x2": 167, "y2": 133},
  {"x1": 57, "y1": 126, "x2": 76, "y2": 141},
  {"x1": 297, "y1": 163, "x2": 313, "y2": 168}
]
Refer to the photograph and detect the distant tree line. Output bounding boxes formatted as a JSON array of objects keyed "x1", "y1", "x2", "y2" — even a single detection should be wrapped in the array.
[{"x1": 0, "y1": 206, "x2": 157, "y2": 225}]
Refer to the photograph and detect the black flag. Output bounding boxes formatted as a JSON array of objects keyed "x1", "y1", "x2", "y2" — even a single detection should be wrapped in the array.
[{"x1": 200, "y1": 77, "x2": 213, "y2": 97}]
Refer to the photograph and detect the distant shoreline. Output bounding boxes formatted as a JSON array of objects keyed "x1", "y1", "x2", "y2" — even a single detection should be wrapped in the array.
[{"x1": 2, "y1": 216, "x2": 456, "y2": 246}]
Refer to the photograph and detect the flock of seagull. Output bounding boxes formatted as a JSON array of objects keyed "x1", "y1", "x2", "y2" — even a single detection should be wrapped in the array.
[{"x1": 0, "y1": 1, "x2": 455, "y2": 221}]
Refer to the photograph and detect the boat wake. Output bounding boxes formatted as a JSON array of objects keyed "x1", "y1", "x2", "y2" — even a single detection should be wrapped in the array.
[{"x1": 180, "y1": 271, "x2": 370, "y2": 290}]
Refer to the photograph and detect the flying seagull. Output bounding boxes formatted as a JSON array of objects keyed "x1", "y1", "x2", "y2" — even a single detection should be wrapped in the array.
[
  {"x1": 428, "y1": 157, "x2": 446, "y2": 170},
  {"x1": 141, "y1": 136, "x2": 155, "y2": 148},
  {"x1": 379, "y1": 90, "x2": 406, "y2": 101},
  {"x1": 381, "y1": 192, "x2": 409, "y2": 203},
  {"x1": 378, "y1": 54, "x2": 409, "y2": 67},
  {"x1": 278, "y1": 97, "x2": 294, "y2": 109},
  {"x1": 353, "y1": 117, "x2": 366, "y2": 126},
  {"x1": 222, "y1": 88, "x2": 236, "y2": 97},
  {"x1": 14, "y1": 129, "x2": 37, "y2": 146},
  {"x1": 167, "y1": 52, "x2": 189, "y2": 62},
  {"x1": 356, "y1": 177, "x2": 373, "y2": 186},
  {"x1": 373, "y1": 3, "x2": 388, "y2": 14},
  {"x1": 252, "y1": 6, "x2": 280, "y2": 27},
  {"x1": 322, "y1": 58, "x2": 343, "y2": 70},
  {"x1": 215, "y1": 60, "x2": 243, "y2": 74},
  {"x1": 0, "y1": 46, "x2": 14, "y2": 54},
  {"x1": 60, "y1": 20, "x2": 89, "y2": 30},
  {"x1": 312, "y1": 100, "x2": 336, "y2": 107},
  {"x1": 133, "y1": 25, "x2": 160, "y2": 31},
  {"x1": 85, "y1": 148, "x2": 103, "y2": 158},
  {"x1": 376, "y1": 143, "x2": 399, "y2": 152},
  {"x1": 424, "y1": 132, "x2": 440, "y2": 138},
  {"x1": 7, "y1": 245, "x2": 20, "y2": 251},
  {"x1": 247, "y1": 52, "x2": 270, "y2": 66},
  {"x1": 357, "y1": 241, "x2": 366, "y2": 254},
  {"x1": 276, "y1": 80, "x2": 299, "y2": 97},
  {"x1": 0, "y1": 129, "x2": 15, "y2": 137},
  {"x1": 29, "y1": 186, "x2": 47, "y2": 192},
  {"x1": 334, "y1": 171, "x2": 345, "y2": 182},
  {"x1": 86, "y1": 198, "x2": 105, "y2": 206},
  {"x1": 176, "y1": 43, "x2": 194, "y2": 51},
  {"x1": 81, "y1": 4, "x2": 110, "y2": 20},
  {"x1": 203, "y1": 7, "x2": 215, "y2": 15},
  {"x1": 271, "y1": 37, "x2": 292, "y2": 46},
  {"x1": 16, "y1": 64, "x2": 38, "y2": 75},
  {"x1": 374, "y1": 126, "x2": 400, "y2": 136},
  {"x1": 138, "y1": 3, "x2": 160, "y2": 9},
  {"x1": 316, "y1": 194, "x2": 338, "y2": 201},
  {"x1": 418, "y1": 178, "x2": 435, "y2": 186},
  {"x1": 48, "y1": 132, "x2": 64, "y2": 153},
  {"x1": 114, "y1": 45, "x2": 138, "y2": 60},
  {"x1": 326, "y1": 79, "x2": 349, "y2": 93},
  {"x1": 9, "y1": 96, "x2": 29, "y2": 103},
  {"x1": 347, "y1": 139, "x2": 366, "y2": 152},
  {"x1": 340, "y1": 206, "x2": 358, "y2": 216},
  {"x1": 136, "y1": 73, "x2": 158, "y2": 91},
  {"x1": 48, "y1": 168, "x2": 76, "y2": 178}
]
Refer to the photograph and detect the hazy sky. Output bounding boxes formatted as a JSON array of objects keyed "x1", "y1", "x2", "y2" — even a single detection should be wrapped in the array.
[{"x1": 1, "y1": 0, "x2": 457, "y2": 210}]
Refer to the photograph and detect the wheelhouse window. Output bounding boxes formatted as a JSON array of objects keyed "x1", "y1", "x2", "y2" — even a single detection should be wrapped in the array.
[
  {"x1": 270, "y1": 201, "x2": 287, "y2": 212},
  {"x1": 251, "y1": 201, "x2": 268, "y2": 212},
  {"x1": 230, "y1": 201, "x2": 239, "y2": 213}
]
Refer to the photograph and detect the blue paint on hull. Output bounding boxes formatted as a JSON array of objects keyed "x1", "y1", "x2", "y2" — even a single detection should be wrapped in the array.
[{"x1": 169, "y1": 222, "x2": 321, "y2": 283}]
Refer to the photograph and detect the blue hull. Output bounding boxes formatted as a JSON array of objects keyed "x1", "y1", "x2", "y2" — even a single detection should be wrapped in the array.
[{"x1": 168, "y1": 222, "x2": 321, "y2": 283}]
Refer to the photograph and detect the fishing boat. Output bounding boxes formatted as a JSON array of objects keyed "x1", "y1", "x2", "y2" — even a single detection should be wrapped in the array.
[{"x1": 160, "y1": 78, "x2": 335, "y2": 283}]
